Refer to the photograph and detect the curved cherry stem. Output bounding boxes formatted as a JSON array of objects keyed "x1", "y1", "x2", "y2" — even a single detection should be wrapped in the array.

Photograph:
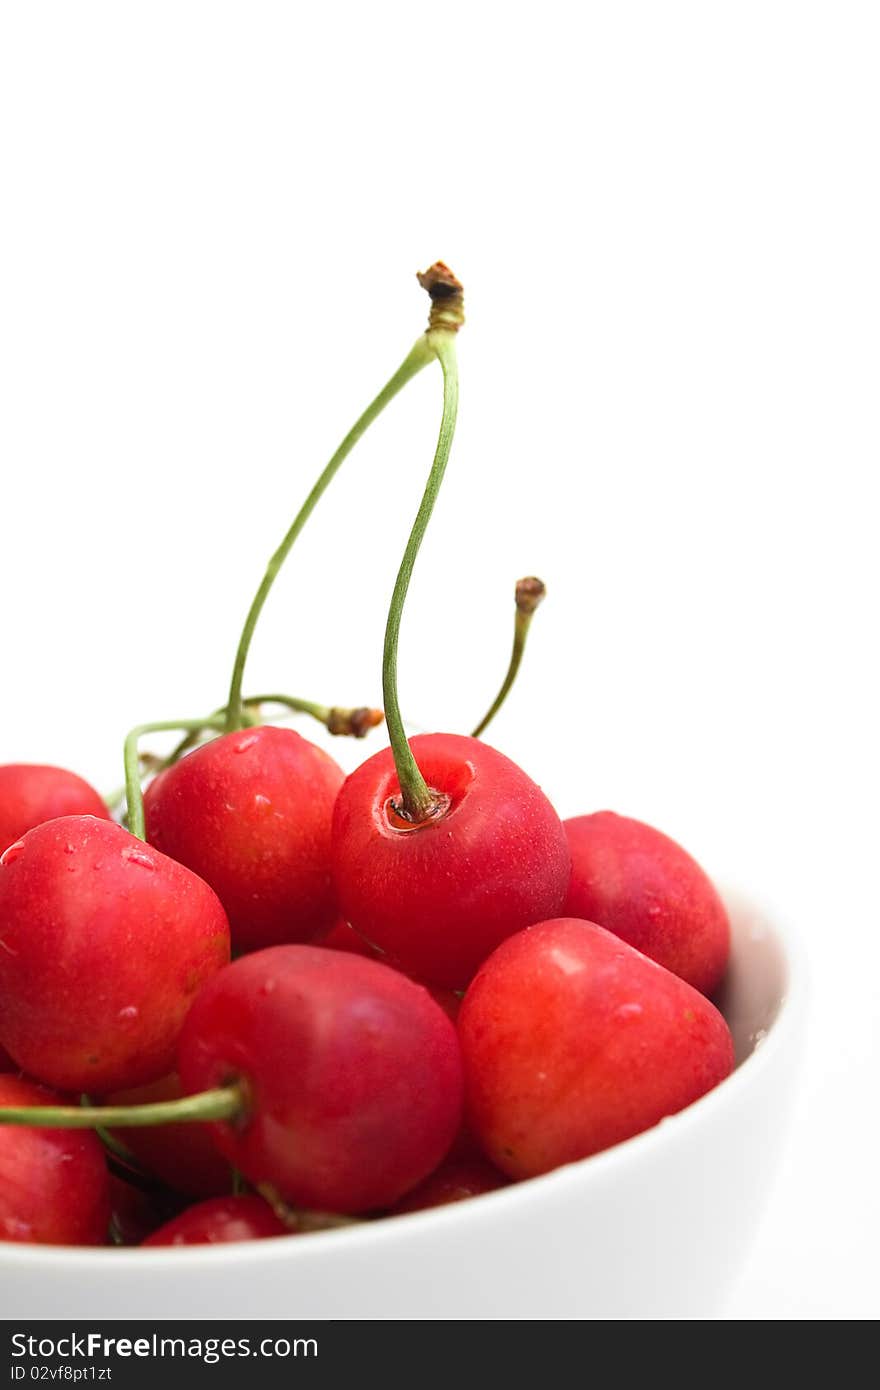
[
  {"x1": 123, "y1": 716, "x2": 229, "y2": 842},
  {"x1": 0, "y1": 1086, "x2": 243, "y2": 1130},
  {"x1": 119, "y1": 695, "x2": 384, "y2": 835},
  {"x1": 170, "y1": 695, "x2": 383, "y2": 765},
  {"x1": 471, "y1": 578, "x2": 546, "y2": 738},
  {"x1": 250, "y1": 695, "x2": 384, "y2": 739},
  {"x1": 383, "y1": 332, "x2": 460, "y2": 821},
  {"x1": 224, "y1": 340, "x2": 434, "y2": 735}
]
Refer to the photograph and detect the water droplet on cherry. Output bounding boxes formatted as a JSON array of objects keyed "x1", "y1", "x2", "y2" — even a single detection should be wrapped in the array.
[
  {"x1": 617, "y1": 1002, "x2": 643, "y2": 1020},
  {"x1": 234, "y1": 734, "x2": 259, "y2": 754},
  {"x1": 123, "y1": 849, "x2": 155, "y2": 871},
  {"x1": 0, "y1": 841, "x2": 25, "y2": 866}
]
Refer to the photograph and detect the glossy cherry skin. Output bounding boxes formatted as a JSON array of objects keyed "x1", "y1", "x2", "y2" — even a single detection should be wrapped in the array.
[
  {"x1": 459, "y1": 918, "x2": 735, "y2": 1179},
  {"x1": 106, "y1": 1074, "x2": 233, "y2": 1198},
  {"x1": 0, "y1": 816, "x2": 230, "y2": 1093},
  {"x1": 0, "y1": 1075, "x2": 110, "y2": 1245},
  {"x1": 142, "y1": 1196, "x2": 288, "y2": 1247},
  {"x1": 0, "y1": 763, "x2": 110, "y2": 854},
  {"x1": 389, "y1": 1154, "x2": 508, "y2": 1215},
  {"x1": 331, "y1": 733, "x2": 571, "y2": 989},
  {"x1": 563, "y1": 812, "x2": 730, "y2": 995},
  {"x1": 178, "y1": 945, "x2": 464, "y2": 1214},
  {"x1": 145, "y1": 726, "x2": 345, "y2": 952}
]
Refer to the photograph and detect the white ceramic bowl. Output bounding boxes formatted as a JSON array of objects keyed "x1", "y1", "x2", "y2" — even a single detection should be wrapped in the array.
[{"x1": 0, "y1": 888, "x2": 805, "y2": 1320}]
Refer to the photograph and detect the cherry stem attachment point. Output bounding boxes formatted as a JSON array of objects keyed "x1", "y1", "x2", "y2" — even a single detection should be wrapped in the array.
[
  {"x1": 471, "y1": 577, "x2": 547, "y2": 739},
  {"x1": 0, "y1": 1085, "x2": 244, "y2": 1130},
  {"x1": 224, "y1": 338, "x2": 436, "y2": 735},
  {"x1": 383, "y1": 294, "x2": 463, "y2": 821}
]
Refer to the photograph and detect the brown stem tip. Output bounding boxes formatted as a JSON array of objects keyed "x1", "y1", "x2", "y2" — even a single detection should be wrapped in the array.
[
  {"x1": 417, "y1": 262, "x2": 465, "y2": 334},
  {"x1": 326, "y1": 706, "x2": 385, "y2": 739},
  {"x1": 515, "y1": 577, "x2": 547, "y2": 616}
]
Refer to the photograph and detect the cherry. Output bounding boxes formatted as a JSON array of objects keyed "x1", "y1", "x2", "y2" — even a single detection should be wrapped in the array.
[
  {"x1": 0, "y1": 1044, "x2": 14, "y2": 1073},
  {"x1": 0, "y1": 815, "x2": 230, "y2": 1093},
  {"x1": 144, "y1": 726, "x2": 345, "y2": 952},
  {"x1": 333, "y1": 733, "x2": 570, "y2": 989},
  {"x1": 142, "y1": 1195, "x2": 288, "y2": 1247},
  {"x1": 563, "y1": 812, "x2": 730, "y2": 995},
  {"x1": 0, "y1": 1075, "x2": 110, "y2": 1245},
  {"x1": 458, "y1": 918, "x2": 734, "y2": 1179},
  {"x1": 388, "y1": 1154, "x2": 508, "y2": 1215},
  {"x1": 105, "y1": 1074, "x2": 233, "y2": 1198},
  {"x1": 176, "y1": 946, "x2": 463, "y2": 1213},
  {"x1": 0, "y1": 763, "x2": 109, "y2": 853},
  {"x1": 329, "y1": 271, "x2": 568, "y2": 988}
]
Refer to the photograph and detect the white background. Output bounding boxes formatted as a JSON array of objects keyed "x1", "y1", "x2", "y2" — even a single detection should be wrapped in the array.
[{"x1": 1, "y1": 2, "x2": 877, "y2": 1318}]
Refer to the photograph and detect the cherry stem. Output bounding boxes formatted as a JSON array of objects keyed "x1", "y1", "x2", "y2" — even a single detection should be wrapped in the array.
[
  {"x1": 121, "y1": 695, "x2": 384, "y2": 838},
  {"x1": 383, "y1": 331, "x2": 461, "y2": 822},
  {"x1": 224, "y1": 339, "x2": 435, "y2": 735},
  {"x1": 471, "y1": 577, "x2": 547, "y2": 738},
  {"x1": 123, "y1": 716, "x2": 229, "y2": 842},
  {"x1": 0, "y1": 1085, "x2": 243, "y2": 1130},
  {"x1": 170, "y1": 695, "x2": 383, "y2": 764}
]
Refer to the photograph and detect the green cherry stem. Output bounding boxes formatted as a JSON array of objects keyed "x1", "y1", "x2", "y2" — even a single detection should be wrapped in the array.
[
  {"x1": 120, "y1": 696, "x2": 384, "y2": 838},
  {"x1": 0, "y1": 1086, "x2": 243, "y2": 1130},
  {"x1": 383, "y1": 267, "x2": 465, "y2": 822},
  {"x1": 224, "y1": 339, "x2": 435, "y2": 735},
  {"x1": 80, "y1": 1094, "x2": 144, "y2": 1169},
  {"x1": 471, "y1": 577, "x2": 547, "y2": 738},
  {"x1": 123, "y1": 716, "x2": 228, "y2": 842},
  {"x1": 170, "y1": 695, "x2": 383, "y2": 765}
]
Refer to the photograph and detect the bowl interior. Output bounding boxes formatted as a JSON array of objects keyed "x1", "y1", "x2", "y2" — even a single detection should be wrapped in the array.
[{"x1": 714, "y1": 886, "x2": 792, "y2": 1065}]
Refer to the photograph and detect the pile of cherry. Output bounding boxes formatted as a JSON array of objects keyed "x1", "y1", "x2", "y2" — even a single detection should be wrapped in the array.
[{"x1": 0, "y1": 266, "x2": 734, "y2": 1250}]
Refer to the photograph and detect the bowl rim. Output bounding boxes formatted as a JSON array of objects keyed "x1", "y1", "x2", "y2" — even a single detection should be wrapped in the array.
[{"x1": 0, "y1": 884, "x2": 807, "y2": 1274}]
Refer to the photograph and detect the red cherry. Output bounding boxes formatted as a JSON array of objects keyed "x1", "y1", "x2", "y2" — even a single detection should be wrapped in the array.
[
  {"x1": 0, "y1": 1045, "x2": 15, "y2": 1073},
  {"x1": 0, "y1": 1075, "x2": 110, "y2": 1245},
  {"x1": 105, "y1": 1074, "x2": 233, "y2": 1198},
  {"x1": 0, "y1": 763, "x2": 109, "y2": 853},
  {"x1": 331, "y1": 733, "x2": 571, "y2": 989},
  {"x1": 177, "y1": 945, "x2": 463, "y2": 1214},
  {"x1": 459, "y1": 918, "x2": 735, "y2": 1179},
  {"x1": 389, "y1": 1154, "x2": 508, "y2": 1215},
  {"x1": 142, "y1": 1196, "x2": 287, "y2": 1247},
  {"x1": 0, "y1": 816, "x2": 230, "y2": 1093},
  {"x1": 145, "y1": 726, "x2": 344, "y2": 952},
  {"x1": 563, "y1": 812, "x2": 730, "y2": 995}
]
